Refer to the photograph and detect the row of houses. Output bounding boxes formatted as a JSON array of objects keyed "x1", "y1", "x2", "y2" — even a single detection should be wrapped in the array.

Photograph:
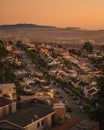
[
  {"x1": 0, "y1": 83, "x2": 55, "y2": 130},
  {"x1": 0, "y1": 79, "x2": 100, "y2": 130}
]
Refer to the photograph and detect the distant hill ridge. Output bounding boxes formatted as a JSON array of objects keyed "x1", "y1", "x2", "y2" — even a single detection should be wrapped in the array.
[
  {"x1": 0, "y1": 23, "x2": 57, "y2": 28},
  {"x1": 1, "y1": 23, "x2": 103, "y2": 31},
  {"x1": 0, "y1": 23, "x2": 83, "y2": 30}
]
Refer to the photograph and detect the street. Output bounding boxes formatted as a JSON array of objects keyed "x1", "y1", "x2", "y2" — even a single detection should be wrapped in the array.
[{"x1": 57, "y1": 88, "x2": 89, "y2": 119}]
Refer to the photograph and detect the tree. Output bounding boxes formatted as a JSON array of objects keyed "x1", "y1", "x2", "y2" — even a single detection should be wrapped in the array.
[
  {"x1": 57, "y1": 44, "x2": 62, "y2": 48},
  {"x1": 8, "y1": 40, "x2": 13, "y2": 45},
  {"x1": 82, "y1": 41, "x2": 93, "y2": 52},
  {"x1": 96, "y1": 76, "x2": 104, "y2": 130},
  {"x1": 0, "y1": 40, "x2": 4, "y2": 48},
  {"x1": 69, "y1": 49, "x2": 77, "y2": 55},
  {"x1": 99, "y1": 45, "x2": 104, "y2": 52},
  {"x1": 0, "y1": 40, "x2": 9, "y2": 58}
]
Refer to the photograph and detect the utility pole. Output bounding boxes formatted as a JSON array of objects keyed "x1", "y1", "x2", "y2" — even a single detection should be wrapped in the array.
[
  {"x1": 2, "y1": 59, "x2": 5, "y2": 83},
  {"x1": 2, "y1": 64, "x2": 4, "y2": 83}
]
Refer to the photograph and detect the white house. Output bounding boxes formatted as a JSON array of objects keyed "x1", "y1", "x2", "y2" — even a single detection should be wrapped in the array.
[{"x1": 84, "y1": 86, "x2": 100, "y2": 100}]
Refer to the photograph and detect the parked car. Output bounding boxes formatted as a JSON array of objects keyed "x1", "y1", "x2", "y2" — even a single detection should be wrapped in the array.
[
  {"x1": 79, "y1": 105, "x2": 86, "y2": 113},
  {"x1": 75, "y1": 100, "x2": 81, "y2": 105},
  {"x1": 72, "y1": 96, "x2": 77, "y2": 100},
  {"x1": 67, "y1": 107, "x2": 72, "y2": 112},
  {"x1": 69, "y1": 92, "x2": 74, "y2": 96},
  {"x1": 69, "y1": 93, "x2": 72, "y2": 96},
  {"x1": 63, "y1": 100, "x2": 69, "y2": 106},
  {"x1": 80, "y1": 108, "x2": 86, "y2": 113},
  {"x1": 66, "y1": 91, "x2": 70, "y2": 94},
  {"x1": 79, "y1": 105, "x2": 84, "y2": 109}
]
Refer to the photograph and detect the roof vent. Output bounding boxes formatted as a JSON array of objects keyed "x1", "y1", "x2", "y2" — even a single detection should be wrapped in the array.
[
  {"x1": 31, "y1": 119, "x2": 34, "y2": 123},
  {"x1": 34, "y1": 114, "x2": 38, "y2": 119}
]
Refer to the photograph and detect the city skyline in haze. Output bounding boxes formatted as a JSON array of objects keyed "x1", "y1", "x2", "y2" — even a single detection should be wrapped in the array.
[{"x1": 0, "y1": 0, "x2": 104, "y2": 29}]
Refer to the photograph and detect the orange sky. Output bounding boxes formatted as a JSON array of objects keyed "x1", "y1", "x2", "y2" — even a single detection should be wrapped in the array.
[{"x1": 0, "y1": 0, "x2": 104, "y2": 29}]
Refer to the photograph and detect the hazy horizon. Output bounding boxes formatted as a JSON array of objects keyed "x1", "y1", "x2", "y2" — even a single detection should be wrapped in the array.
[
  {"x1": 0, "y1": 23, "x2": 103, "y2": 31},
  {"x1": 0, "y1": 27, "x2": 104, "y2": 45}
]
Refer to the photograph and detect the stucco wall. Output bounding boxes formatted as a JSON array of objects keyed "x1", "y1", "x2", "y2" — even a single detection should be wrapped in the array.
[
  {"x1": 25, "y1": 114, "x2": 53, "y2": 130},
  {"x1": 0, "y1": 105, "x2": 9, "y2": 118},
  {"x1": 10, "y1": 102, "x2": 17, "y2": 114}
]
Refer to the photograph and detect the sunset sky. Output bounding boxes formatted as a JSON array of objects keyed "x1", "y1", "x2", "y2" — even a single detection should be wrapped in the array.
[{"x1": 0, "y1": 0, "x2": 104, "y2": 29}]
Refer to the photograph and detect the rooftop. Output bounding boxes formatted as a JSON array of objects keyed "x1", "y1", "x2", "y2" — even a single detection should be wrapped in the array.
[
  {"x1": 0, "y1": 103, "x2": 54, "y2": 127},
  {"x1": 0, "y1": 97, "x2": 12, "y2": 107},
  {"x1": 0, "y1": 121, "x2": 22, "y2": 130},
  {"x1": 71, "y1": 119, "x2": 96, "y2": 130},
  {"x1": 0, "y1": 83, "x2": 16, "y2": 89},
  {"x1": 51, "y1": 118, "x2": 99, "y2": 130}
]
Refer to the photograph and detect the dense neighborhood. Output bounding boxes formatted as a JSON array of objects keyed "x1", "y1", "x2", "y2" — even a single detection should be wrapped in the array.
[{"x1": 0, "y1": 39, "x2": 104, "y2": 130}]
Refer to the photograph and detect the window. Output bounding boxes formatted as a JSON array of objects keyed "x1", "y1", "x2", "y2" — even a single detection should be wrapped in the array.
[
  {"x1": 41, "y1": 120, "x2": 44, "y2": 126},
  {"x1": 13, "y1": 88, "x2": 16, "y2": 91},
  {"x1": 0, "y1": 89, "x2": 2, "y2": 94},
  {"x1": 37, "y1": 122, "x2": 40, "y2": 128}
]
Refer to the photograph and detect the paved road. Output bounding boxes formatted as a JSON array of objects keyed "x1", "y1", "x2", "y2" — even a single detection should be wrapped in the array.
[{"x1": 57, "y1": 88, "x2": 89, "y2": 119}]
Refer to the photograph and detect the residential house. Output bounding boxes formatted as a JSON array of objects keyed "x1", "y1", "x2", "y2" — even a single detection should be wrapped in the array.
[
  {"x1": 20, "y1": 95, "x2": 53, "y2": 105},
  {"x1": 84, "y1": 86, "x2": 100, "y2": 100},
  {"x1": 15, "y1": 58, "x2": 22, "y2": 67},
  {"x1": 0, "y1": 97, "x2": 16, "y2": 118},
  {"x1": 0, "y1": 102, "x2": 54, "y2": 130},
  {"x1": 0, "y1": 84, "x2": 17, "y2": 101},
  {"x1": 78, "y1": 81, "x2": 89, "y2": 91},
  {"x1": 63, "y1": 55, "x2": 78, "y2": 64},
  {"x1": 6, "y1": 44, "x2": 13, "y2": 52},
  {"x1": 53, "y1": 102, "x2": 66, "y2": 120},
  {"x1": 36, "y1": 87, "x2": 54, "y2": 99}
]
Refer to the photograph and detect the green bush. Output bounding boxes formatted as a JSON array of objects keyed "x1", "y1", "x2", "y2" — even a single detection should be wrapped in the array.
[
  {"x1": 82, "y1": 101, "x2": 96, "y2": 112},
  {"x1": 70, "y1": 87, "x2": 83, "y2": 98}
]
